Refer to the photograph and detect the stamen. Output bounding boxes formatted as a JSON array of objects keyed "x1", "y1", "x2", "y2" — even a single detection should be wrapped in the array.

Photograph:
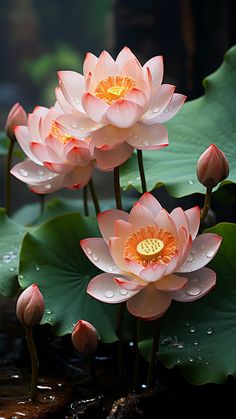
[
  {"x1": 95, "y1": 75, "x2": 135, "y2": 104},
  {"x1": 49, "y1": 122, "x2": 74, "y2": 144}
]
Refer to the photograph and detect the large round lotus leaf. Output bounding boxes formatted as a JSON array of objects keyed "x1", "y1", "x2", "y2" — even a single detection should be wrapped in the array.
[
  {"x1": 0, "y1": 209, "x2": 26, "y2": 297},
  {"x1": 121, "y1": 45, "x2": 236, "y2": 197},
  {"x1": 18, "y1": 212, "x2": 135, "y2": 342},
  {"x1": 139, "y1": 223, "x2": 236, "y2": 384}
]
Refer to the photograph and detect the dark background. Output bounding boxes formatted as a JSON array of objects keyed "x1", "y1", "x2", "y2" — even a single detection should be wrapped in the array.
[{"x1": 0, "y1": 0, "x2": 235, "y2": 211}]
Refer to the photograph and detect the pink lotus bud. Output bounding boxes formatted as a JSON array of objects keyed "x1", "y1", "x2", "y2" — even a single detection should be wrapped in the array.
[
  {"x1": 5, "y1": 102, "x2": 27, "y2": 141},
  {"x1": 72, "y1": 320, "x2": 99, "y2": 355},
  {"x1": 196, "y1": 144, "x2": 229, "y2": 188},
  {"x1": 16, "y1": 284, "x2": 45, "y2": 327}
]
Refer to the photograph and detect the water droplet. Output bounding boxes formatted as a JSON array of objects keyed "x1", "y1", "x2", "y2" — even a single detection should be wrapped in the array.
[
  {"x1": 189, "y1": 326, "x2": 196, "y2": 333},
  {"x1": 46, "y1": 309, "x2": 52, "y2": 315},
  {"x1": 186, "y1": 321, "x2": 190, "y2": 327},
  {"x1": 186, "y1": 285, "x2": 202, "y2": 296},
  {"x1": 11, "y1": 374, "x2": 19, "y2": 378},
  {"x1": 9, "y1": 267, "x2": 15, "y2": 272},
  {"x1": 189, "y1": 357, "x2": 194, "y2": 362},
  {"x1": 201, "y1": 243, "x2": 206, "y2": 250},
  {"x1": 176, "y1": 359, "x2": 181, "y2": 364},
  {"x1": 188, "y1": 179, "x2": 194, "y2": 185},
  {"x1": 44, "y1": 184, "x2": 51, "y2": 190},
  {"x1": 129, "y1": 341, "x2": 134, "y2": 347},
  {"x1": 152, "y1": 106, "x2": 160, "y2": 113},
  {"x1": 72, "y1": 122, "x2": 78, "y2": 129},
  {"x1": 206, "y1": 328, "x2": 214, "y2": 335},
  {"x1": 160, "y1": 336, "x2": 184, "y2": 348},
  {"x1": 206, "y1": 249, "x2": 215, "y2": 258},
  {"x1": 35, "y1": 265, "x2": 40, "y2": 271},
  {"x1": 75, "y1": 98, "x2": 80, "y2": 104},
  {"x1": 86, "y1": 247, "x2": 92, "y2": 255},
  {"x1": 187, "y1": 253, "x2": 194, "y2": 262},
  {"x1": 37, "y1": 170, "x2": 44, "y2": 176},
  {"x1": 104, "y1": 290, "x2": 114, "y2": 298},
  {"x1": 92, "y1": 253, "x2": 98, "y2": 262},
  {"x1": 119, "y1": 289, "x2": 128, "y2": 296},
  {"x1": 19, "y1": 169, "x2": 28, "y2": 177},
  {"x1": 19, "y1": 275, "x2": 24, "y2": 280},
  {"x1": 193, "y1": 341, "x2": 199, "y2": 346}
]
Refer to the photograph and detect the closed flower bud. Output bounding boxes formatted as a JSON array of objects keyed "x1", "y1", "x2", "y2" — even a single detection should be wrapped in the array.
[
  {"x1": 196, "y1": 144, "x2": 229, "y2": 188},
  {"x1": 5, "y1": 102, "x2": 27, "y2": 141},
  {"x1": 72, "y1": 320, "x2": 99, "y2": 355},
  {"x1": 16, "y1": 284, "x2": 45, "y2": 327}
]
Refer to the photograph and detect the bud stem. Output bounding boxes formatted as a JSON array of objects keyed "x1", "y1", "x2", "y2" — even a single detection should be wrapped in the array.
[
  {"x1": 114, "y1": 166, "x2": 123, "y2": 210},
  {"x1": 200, "y1": 186, "x2": 212, "y2": 225},
  {"x1": 89, "y1": 178, "x2": 100, "y2": 215},
  {"x1": 5, "y1": 138, "x2": 15, "y2": 216},
  {"x1": 25, "y1": 326, "x2": 39, "y2": 402},
  {"x1": 137, "y1": 149, "x2": 147, "y2": 194},
  {"x1": 83, "y1": 185, "x2": 89, "y2": 216}
]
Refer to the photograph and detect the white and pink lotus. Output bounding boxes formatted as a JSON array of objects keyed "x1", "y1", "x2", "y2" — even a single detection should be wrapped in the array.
[
  {"x1": 56, "y1": 47, "x2": 186, "y2": 170},
  {"x1": 81, "y1": 193, "x2": 222, "y2": 320},
  {"x1": 11, "y1": 106, "x2": 95, "y2": 194}
]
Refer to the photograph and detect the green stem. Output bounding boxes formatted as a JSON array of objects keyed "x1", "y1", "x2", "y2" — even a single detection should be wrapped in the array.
[
  {"x1": 137, "y1": 149, "x2": 147, "y2": 194},
  {"x1": 89, "y1": 178, "x2": 100, "y2": 215},
  {"x1": 5, "y1": 139, "x2": 15, "y2": 216},
  {"x1": 114, "y1": 166, "x2": 122, "y2": 210},
  {"x1": 133, "y1": 319, "x2": 141, "y2": 389},
  {"x1": 147, "y1": 320, "x2": 160, "y2": 389},
  {"x1": 25, "y1": 326, "x2": 38, "y2": 401},
  {"x1": 116, "y1": 302, "x2": 126, "y2": 382},
  {"x1": 39, "y1": 194, "x2": 45, "y2": 217},
  {"x1": 83, "y1": 185, "x2": 89, "y2": 216},
  {"x1": 200, "y1": 187, "x2": 212, "y2": 225}
]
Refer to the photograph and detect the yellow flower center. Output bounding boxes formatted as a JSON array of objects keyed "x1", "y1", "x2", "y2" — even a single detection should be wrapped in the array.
[
  {"x1": 49, "y1": 122, "x2": 74, "y2": 144},
  {"x1": 95, "y1": 75, "x2": 135, "y2": 104},
  {"x1": 136, "y1": 238, "x2": 164, "y2": 259},
  {"x1": 124, "y1": 225, "x2": 177, "y2": 267}
]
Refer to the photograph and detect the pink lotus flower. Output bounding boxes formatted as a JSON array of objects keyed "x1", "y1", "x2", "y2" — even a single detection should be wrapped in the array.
[
  {"x1": 72, "y1": 320, "x2": 99, "y2": 355},
  {"x1": 55, "y1": 47, "x2": 186, "y2": 170},
  {"x1": 197, "y1": 144, "x2": 229, "y2": 189},
  {"x1": 16, "y1": 284, "x2": 45, "y2": 327},
  {"x1": 81, "y1": 193, "x2": 222, "y2": 320},
  {"x1": 5, "y1": 102, "x2": 27, "y2": 141},
  {"x1": 10, "y1": 106, "x2": 95, "y2": 194}
]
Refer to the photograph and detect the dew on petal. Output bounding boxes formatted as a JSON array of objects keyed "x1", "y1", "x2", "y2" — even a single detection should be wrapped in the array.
[
  {"x1": 92, "y1": 253, "x2": 99, "y2": 262},
  {"x1": 37, "y1": 170, "x2": 45, "y2": 176},
  {"x1": 44, "y1": 184, "x2": 52, "y2": 190},
  {"x1": 104, "y1": 290, "x2": 114, "y2": 298},
  {"x1": 86, "y1": 247, "x2": 92, "y2": 255},
  {"x1": 186, "y1": 285, "x2": 202, "y2": 296},
  {"x1": 187, "y1": 253, "x2": 194, "y2": 262},
  {"x1": 206, "y1": 249, "x2": 215, "y2": 258},
  {"x1": 152, "y1": 107, "x2": 160, "y2": 113},
  {"x1": 19, "y1": 169, "x2": 28, "y2": 177},
  {"x1": 119, "y1": 289, "x2": 128, "y2": 296}
]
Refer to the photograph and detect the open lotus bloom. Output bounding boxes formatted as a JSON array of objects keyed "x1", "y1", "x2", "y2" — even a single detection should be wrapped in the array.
[
  {"x1": 55, "y1": 47, "x2": 186, "y2": 170},
  {"x1": 11, "y1": 106, "x2": 95, "y2": 194},
  {"x1": 81, "y1": 193, "x2": 222, "y2": 320}
]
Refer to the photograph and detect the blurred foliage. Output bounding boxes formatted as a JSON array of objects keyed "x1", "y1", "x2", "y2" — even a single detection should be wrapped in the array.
[{"x1": 22, "y1": 43, "x2": 83, "y2": 105}]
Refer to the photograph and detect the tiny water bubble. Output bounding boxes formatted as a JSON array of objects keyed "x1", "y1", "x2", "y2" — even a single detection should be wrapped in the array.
[
  {"x1": 119, "y1": 289, "x2": 128, "y2": 296},
  {"x1": 188, "y1": 179, "x2": 194, "y2": 185},
  {"x1": 86, "y1": 247, "x2": 92, "y2": 255},
  {"x1": 104, "y1": 290, "x2": 114, "y2": 298},
  {"x1": 189, "y1": 326, "x2": 196, "y2": 333},
  {"x1": 46, "y1": 309, "x2": 53, "y2": 315},
  {"x1": 92, "y1": 253, "x2": 98, "y2": 262},
  {"x1": 44, "y1": 184, "x2": 52, "y2": 190},
  {"x1": 189, "y1": 357, "x2": 194, "y2": 362},
  {"x1": 206, "y1": 328, "x2": 214, "y2": 335},
  {"x1": 152, "y1": 107, "x2": 160, "y2": 113},
  {"x1": 35, "y1": 265, "x2": 40, "y2": 271},
  {"x1": 186, "y1": 285, "x2": 202, "y2": 296},
  {"x1": 206, "y1": 250, "x2": 215, "y2": 258},
  {"x1": 193, "y1": 341, "x2": 199, "y2": 346},
  {"x1": 9, "y1": 267, "x2": 15, "y2": 272},
  {"x1": 187, "y1": 253, "x2": 194, "y2": 262},
  {"x1": 19, "y1": 169, "x2": 28, "y2": 177}
]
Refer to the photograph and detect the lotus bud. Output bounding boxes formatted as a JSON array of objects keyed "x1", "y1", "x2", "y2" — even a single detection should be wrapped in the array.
[
  {"x1": 16, "y1": 284, "x2": 45, "y2": 327},
  {"x1": 72, "y1": 320, "x2": 99, "y2": 355},
  {"x1": 5, "y1": 102, "x2": 27, "y2": 141},
  {"x1": 196, "y1": 144, "x2": 229, "y2": 188}
]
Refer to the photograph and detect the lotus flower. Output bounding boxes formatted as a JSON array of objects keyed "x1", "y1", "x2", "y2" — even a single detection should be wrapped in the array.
[
  {"x1": 55, "y1": 47, "x2": 186, "y2": 170},
  {"x1": 11, "y1": 106, "x2": 95, "y2": 194},
  {"x1": 81, "y1": 193, "x2": 222, "y2": 320},
  {"x1": 5, "y1": 102, "x2": 27, "y2": 141},
  {"x1": 197, "y1": 144, "x2": 229, "y2": 189},
  {"x1": 16, "y1": 284, "x2": 45, "y2": 327},
  {"x1": 72, "y1": 320, "x2": 99, "y2": 355}
]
